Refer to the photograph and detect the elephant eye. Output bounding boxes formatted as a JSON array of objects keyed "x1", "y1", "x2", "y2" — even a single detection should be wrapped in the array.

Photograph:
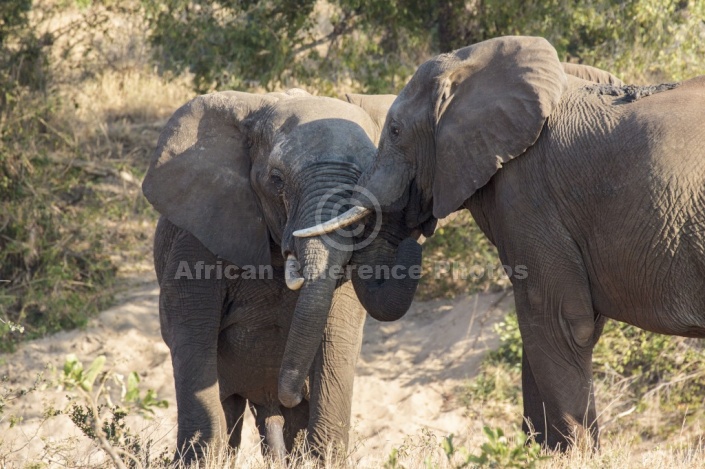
[
  {"x1": 269, "y1": 170, "x2": 284, "y2": 191},
  {"x1": 389, "y1": 122, "x2": 401, "y2": 138}
]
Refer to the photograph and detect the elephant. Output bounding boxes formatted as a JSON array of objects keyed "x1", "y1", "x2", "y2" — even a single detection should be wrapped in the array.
[
  {"x1": 295, "y1": 36, "x2": 705, "y2": 450},
  {"x1": 561, "y1": 61, "x2": 624, "y2": 86},
  {"x1": 141, "y1": 89, "x2": 422, "y2": 461}
]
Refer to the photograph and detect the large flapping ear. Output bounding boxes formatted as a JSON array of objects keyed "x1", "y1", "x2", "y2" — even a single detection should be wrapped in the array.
[
  {"x1": 142, "y1": 91, "x2": 279, "y2": 267},
  {"x1": 432, "y1": 36, "x2": 567, "y2": 218},
  {"x1": 344, "y1": 93, "x2": 397, "y2": 144},
  {"x1": 562, "y1": 62, "x2": 624, "y2": 86}
]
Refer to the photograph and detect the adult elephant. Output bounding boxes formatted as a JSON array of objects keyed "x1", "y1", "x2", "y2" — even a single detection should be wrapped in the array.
[
  {"x1": 296, "y1": 36, "x2": 705, "y2": 450},
  {"x1": 142, "y1": 89, "x2": 421, "y2": 461}
]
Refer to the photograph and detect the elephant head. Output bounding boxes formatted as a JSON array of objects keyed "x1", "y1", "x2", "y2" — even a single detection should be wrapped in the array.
[
  {"x1": 294, "y1": 39, "x2": 633, "y2": 238},
  {"x1": 295, "y1": 36, "x2": 569, "y2": 234},
  {"x1": 142, "y1": 89, "x2": 421, "y2": 410}
]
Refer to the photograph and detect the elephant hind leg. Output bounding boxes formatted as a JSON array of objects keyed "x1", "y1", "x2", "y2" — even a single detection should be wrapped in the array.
[
  {"x1": 251, "y1": 403, "x2": 287, "y2": 461},
  {"x1": 282, "y1": 400, "x2": 310, "y2": 453},
  {"x1": 222, "y1": 394, "x2": 247, "y2": 449}
]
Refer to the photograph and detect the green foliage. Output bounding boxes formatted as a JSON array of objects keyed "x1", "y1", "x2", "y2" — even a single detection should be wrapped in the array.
[
  {"x1": 0, "y1": 154, "x2": 118, "y2": 350},
  {"x1": 443, "y1": 0, "x2": 705, "y2": 82},
  {"x1": 141, "y1": 0, "x2": 440, "y2": 93},
  {"x1": 442, "y1": 428, "x2": 547, "y2": 469},
  {"x1": 61, "y1": 355, "x2": 168, "y2": 416},
  {"x1": 67, "y1": 403, "x2": 144, "y2": 456},
  {"x1": 63, "y1": 354, "x2": 106, "y2": 392},
  {"x1": 123, "y1": 372, "x2": 169, "y2": 415},
  {"x1": 594, "y1": 321, "x2": 705, "y2": 411},
  {"x1": 142, "y1": 0, "x2": 705, "y2": 94},
  {"x1": 0, "y1": 1, "x2": 120, "y2": 351},
  {"x1": 143, "y1": 0, "x2": 316, "y2": 91},
  {"x1": 384, "y1": 447, "x2": 404, "y2": 469},
  {"x1": 59, "y1": 354, "x2": 170, "y2": 467},
  {"x1": 460, "y1": 312, "x2": 524, "y2": 418},
  {"x1": 487, "y1": 311, "x2": 522, "y2": 368}
]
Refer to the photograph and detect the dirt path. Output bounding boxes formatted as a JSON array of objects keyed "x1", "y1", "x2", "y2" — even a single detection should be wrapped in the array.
[{"x1": 0, "y1": 273, "x2": 512, "y2": 467}]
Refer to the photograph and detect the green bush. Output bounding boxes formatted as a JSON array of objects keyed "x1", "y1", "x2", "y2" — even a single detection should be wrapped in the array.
[
  {"x1": 457, "y1": 0, "x2": 705, "y2": 82},
  {"x1": 593, "y1": 321, "x2": 705, "y2": 411},
  {"x1": 444, "y1": 427, "x2": 547, "y2": 469},
  {"x1": 141, "y1": 0, "x2": 439, "y2": 93},
  {"x1": 142, "y1": 0, "x2": 705, "y2": 94},
  {"x1": 0, "y1": 1, "x2": 118, "y2": 351}
]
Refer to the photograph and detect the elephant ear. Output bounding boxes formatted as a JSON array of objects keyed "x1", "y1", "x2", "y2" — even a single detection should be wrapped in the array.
[
  {"x1": 562, "y1": 62, "x2": 624, "y2": 86},
  {"x1": 344, "y1": 93, "x2": 397, "y2": 144},
  {"x1": 142, "y1": 91, "x2": 278, "y2": 267},
  {"x1": 432, "y1": 36, "x2": 567, "y2": 218}
]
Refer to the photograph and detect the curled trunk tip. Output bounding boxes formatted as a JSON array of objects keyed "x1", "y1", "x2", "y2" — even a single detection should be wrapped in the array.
[{"x1": 285, "y1": 254, "x2": 304, "y2": 290}]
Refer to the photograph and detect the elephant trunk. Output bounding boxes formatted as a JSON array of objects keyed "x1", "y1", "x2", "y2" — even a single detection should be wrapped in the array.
[
  {"x1": 351, "y1": 237, "x2": 422, "y2": 321},
  {"x1": 279, "y1": 166, "x2": 359, "y2": 408},
  {"x1": 279, "y1": 234, "x2": 351, "y2": 408}
]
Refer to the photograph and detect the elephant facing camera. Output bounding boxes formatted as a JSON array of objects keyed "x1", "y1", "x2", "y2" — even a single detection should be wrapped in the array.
[{"x1": 143, "y1": 89, "x2": 423, "y2": 462}]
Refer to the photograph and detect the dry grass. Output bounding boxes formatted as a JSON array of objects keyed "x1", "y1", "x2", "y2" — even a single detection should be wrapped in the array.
[{"x1": 3, "y1": 417, "x2": 705, "y2": 468}]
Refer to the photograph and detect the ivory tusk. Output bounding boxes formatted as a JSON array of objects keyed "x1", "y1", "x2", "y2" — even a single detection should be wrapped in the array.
[
  {"x1": 293, "y1": 206, "x2": 371, "y2": 238},
  {"x1": 285, "y1": 254, "x2": 304, "y2": 291}
]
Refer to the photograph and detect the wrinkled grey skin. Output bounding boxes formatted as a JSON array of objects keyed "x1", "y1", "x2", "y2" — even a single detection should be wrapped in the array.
[
  {"x1": 561, "y1": 62, "x2": 624, "y2": 86},
  {"x1": 142, "y1": 90, "x2": 421, "y2": 461},
  {"x1": 346, "y1": 36, "x2": 705, "y2": 449}
]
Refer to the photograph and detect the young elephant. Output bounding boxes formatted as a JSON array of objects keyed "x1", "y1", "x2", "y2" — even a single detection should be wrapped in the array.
[
  {"x1": 297, "y1": 36, "x2": 705, "y2": 450},
  {"x1": 142, "y1": 89, "x2": 421, "y2": 461}
]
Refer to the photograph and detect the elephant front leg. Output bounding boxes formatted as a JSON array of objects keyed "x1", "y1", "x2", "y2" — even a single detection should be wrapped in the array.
[
  {"x1": 169, "y1": 333, "x2": 227, "y2": 461},
  {"x1": 159, "y1": 245, "x2": 227, "y2": 462},
  {"x1": 307, "y1": 282, "x2": 367, "y2": 460},
  {"x1": 513, "y1": 258, "x2": 605, "y2": 451}
]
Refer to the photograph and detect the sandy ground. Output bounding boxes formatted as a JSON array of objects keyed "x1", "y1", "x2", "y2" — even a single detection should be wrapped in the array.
[{"x1": 0, "y1": 273, "x2": 512, "y2": 467}]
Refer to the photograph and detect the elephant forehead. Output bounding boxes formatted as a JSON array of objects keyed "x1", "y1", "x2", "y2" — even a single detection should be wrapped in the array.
[
  {"x1": 267, "y1": 123, "x2": 376, "y2": 169},
  {"x1": 274, "y1": 96, "x2": 376, "y2": 130}
]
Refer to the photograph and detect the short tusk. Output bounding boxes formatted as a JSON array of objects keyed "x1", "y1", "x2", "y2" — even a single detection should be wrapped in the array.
[
  {"x1": 293, "y1": 206, "x2": 372, "y2": 238},
  {"x1": 285, "y1": 254, "x2": 304, "y2": 291}
]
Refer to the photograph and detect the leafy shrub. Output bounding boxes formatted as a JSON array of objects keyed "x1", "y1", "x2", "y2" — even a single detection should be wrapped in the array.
[
  {"x1": 142, "y1": 0, "x2": 438, "y2": 93},
  {"x1": 460, "y1": 311, "x2": 522, "y2": 411},
  {"x1": 487, "y1": 311, "x2": 522, "y2": 368},
  {"x1": 142, "y1": 0, "x2": 705, "y2": 95},
  {"x1": 442, "y1": 428, "x2": 547, "y2": 469},
  {"x1": 593, "y1": 321, "x2": 705, "y2": 412},
  {"x1": 0, "y1": 1, "x2": 121, "y2": 351},
  {"x1": 60, "y1": 354, "x2": 169, "y2": 468}
]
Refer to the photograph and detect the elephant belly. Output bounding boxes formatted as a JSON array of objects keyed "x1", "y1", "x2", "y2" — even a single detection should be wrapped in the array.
[
  {"x1": 587, "y1": 233, "x2": 705, "y2": 337},
  {"x1": 217, "y1": 324, "x2": 288, "y2": 405}
]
